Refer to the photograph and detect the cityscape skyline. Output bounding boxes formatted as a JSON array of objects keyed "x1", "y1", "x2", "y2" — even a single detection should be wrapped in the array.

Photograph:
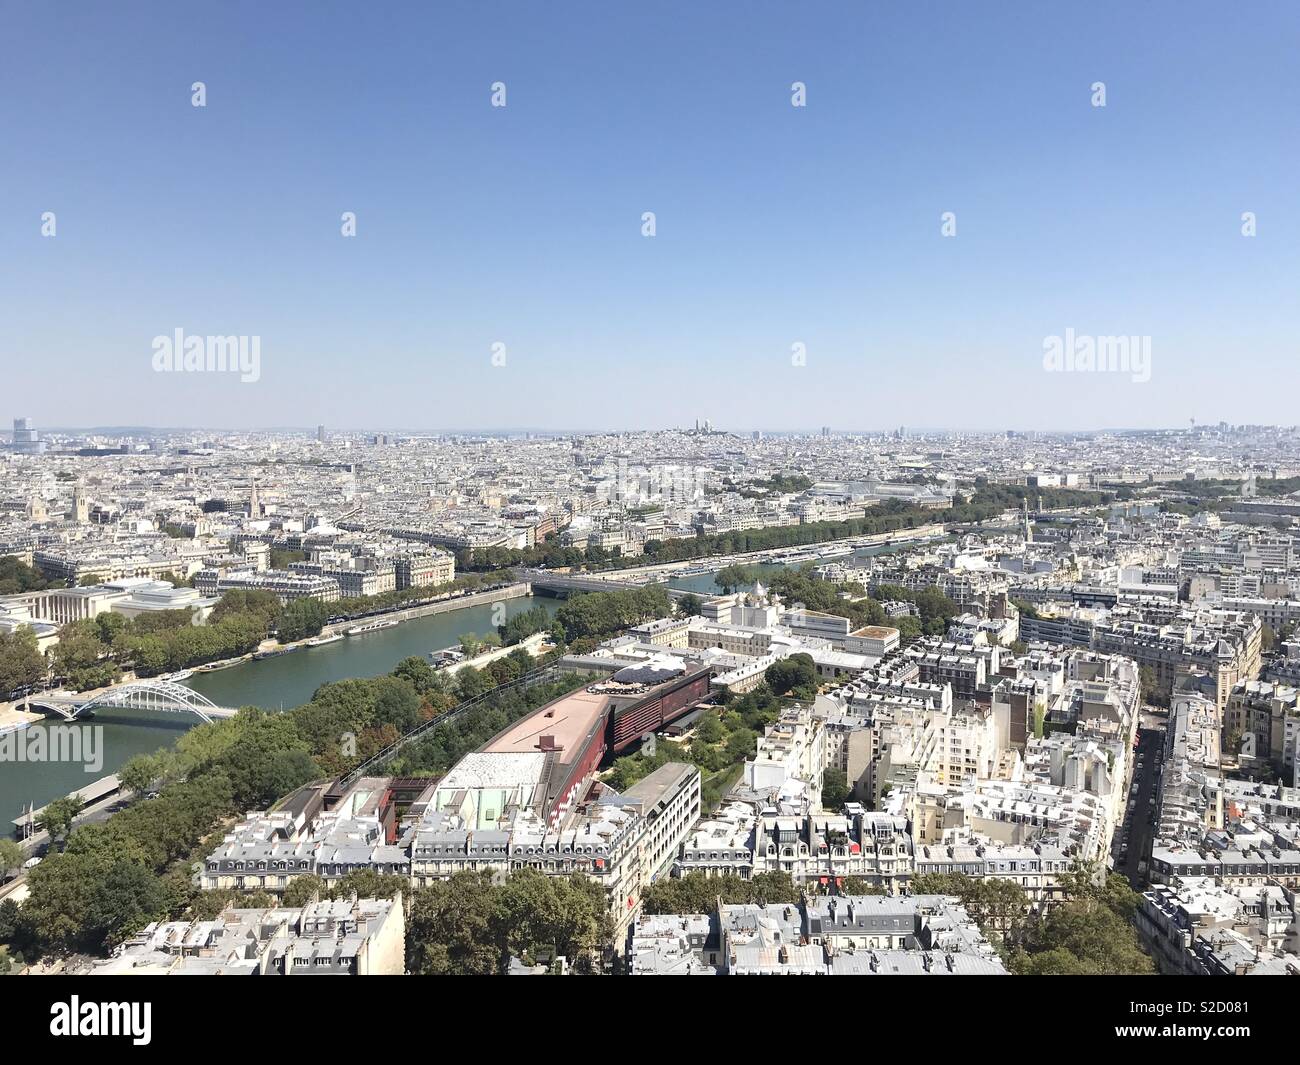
[{"x1": 8, "y1": 418, "x2": 1296, "y2": 439}]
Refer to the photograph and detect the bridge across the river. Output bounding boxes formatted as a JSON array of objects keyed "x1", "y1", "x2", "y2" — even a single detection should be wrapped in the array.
[{"x1": 26, "y1": 680, "x2": 239, "y2": 724}]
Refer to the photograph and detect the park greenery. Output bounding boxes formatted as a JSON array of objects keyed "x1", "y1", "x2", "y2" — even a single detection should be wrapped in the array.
[
  {"x1": 605, "y1": 683, "x2": 790, "y2": 812},
  {"x1": 726, "y1": 473, "x2": 815, "y2": 497}
]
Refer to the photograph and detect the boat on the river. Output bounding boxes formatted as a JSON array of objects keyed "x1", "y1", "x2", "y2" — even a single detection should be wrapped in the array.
[
  {"x1": 346, "y1": 619, "x2": 399, "y2": 637},
  {"x1": 304, "y1": 632, "x2": 344, "y2": 647}
]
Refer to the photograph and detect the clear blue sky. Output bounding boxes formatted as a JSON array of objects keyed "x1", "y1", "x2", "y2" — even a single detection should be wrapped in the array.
[{"x1": 1, "y1": 1, "x2": 1297, "y2": 432}]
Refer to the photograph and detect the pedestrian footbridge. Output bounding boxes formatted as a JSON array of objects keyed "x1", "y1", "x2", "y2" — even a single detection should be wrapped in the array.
[{"x1": 27, "y1": 680, "x2": 238, "y2": 724}]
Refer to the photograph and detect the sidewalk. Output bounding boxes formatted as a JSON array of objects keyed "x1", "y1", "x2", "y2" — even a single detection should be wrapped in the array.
[
  {"x1": 0, "y1": 702, "x2": 42, "y2": 732},
  {"x1": 443, "y1": 632, "x2": 549, "y2": 676}
]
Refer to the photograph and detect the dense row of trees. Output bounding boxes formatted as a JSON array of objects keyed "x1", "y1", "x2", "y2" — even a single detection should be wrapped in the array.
[
  {"x1": 641, "y1": 871, "x2": 803, "y2": 914},
  {"x1": 327, "y1": 569, "x2": 516, "y2": 620},
  {"x1": 385, "y1": 666, "x2": 587, "y2": 777},
  {"x1": 1158, "y1": 476, "x2": 1300, "y2": 518},
  {"x1": 497, "y1": 604, "x2": 553, "y2": 646},
  {"x1": 277, "y1": 597, "x2": 330, "y2": 643},
  {"x1": 552, "y1": 586, "x2": 672, "y2": 642},
  {"x1": 406, "y1": 868, "x2": 611, "y2": 974},
  {"x1": 48, "y1": 594, "x2": 278, "y2": 690},
  {"x1": 456, "y1": 485, "x2": 1115, "y2": 575},
  {"x1": 30, "y1": 578, "x2": 534, "y2": 692}
]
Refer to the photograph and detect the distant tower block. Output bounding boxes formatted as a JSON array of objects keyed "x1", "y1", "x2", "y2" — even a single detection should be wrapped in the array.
[
  {"x1": 12, "y1": 416, "x2": 45, "y2": 453},
  {"x1": 317, "y1": 424, "x2": 326, "y2": 443}
]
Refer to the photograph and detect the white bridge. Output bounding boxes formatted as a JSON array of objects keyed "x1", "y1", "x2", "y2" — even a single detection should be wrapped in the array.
[{"x1": 29, "y1": 680, "x2": 239, "y2": 724}]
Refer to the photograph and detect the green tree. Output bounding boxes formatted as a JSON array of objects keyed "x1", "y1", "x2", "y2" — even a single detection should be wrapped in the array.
[
  {"x1": 765, "y1": 653, "x2": 817, "y2": 697},
  {"x1": 406, "y1": 871, "x2": 505, "y2": 976},
  {"x1": 909, "y1": 873, "x2": 1029, "y2": 940},
  {"x1": 0, "y1": 626, "x2": 45, "y2": 695},
  {"x1": 329, "y1": 868, "x2": 407, "y2": 901},
  {"x1": 278, "y1": 597, "x2": 329, "y2": 643},
  {"x1": 714, "y1": 565, "x2": 758, "y2": 594},
  {"x1": 49, "y1": 621, "x2": 118, "y2": 691},
  {"x1": 676, "y1": 593, "x2": 703, "y2": 617},
  {"x1": 491, "y1": 868, "x2": 612, "y2": 973},
  {"x1": 498, "y1": 605, "x2": 552, "y2": 646},
  {"x1": 641, "y1": 871, "x2": 801, "y2": 914},
  {"x1": 38, "y1": 796, "x2": 81, "y2": 847},
  {"x1": 83, "y1": 860, "x2": 169, "y2": 950},
  {"x1": 118, "y1": 753, "x2": 161, "y2": 796},
  {"x1": 282, "y1": 874, "x2": 327, "y2": 908},
  {"x1": 0, "y1": 555, "x2": 51, "y2": 594},
  {"x1": 0, "y1": 839, "x2": 24, "y2": 881},
  {"x1": 211, "y1": 588, "x2": 283, "y2": 627},
  {"x1": 1138, "y1": 666, "x2": 1160, "y2": 705},
  {"x1": 723, "y1": 728, "x2": 758, "y2": 763},
  {"x1": 822, "y1": 768, "x2": 851, "y2": 810},
  {"x1": 392, "y1": 655, "x2": 439, "y2": 696},
  {"x1": 694, "y1": 712, "x2": 724, "y2": 745}
]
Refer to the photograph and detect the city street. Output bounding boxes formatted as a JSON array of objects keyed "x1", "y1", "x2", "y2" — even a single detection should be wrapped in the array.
[{"x1": 1115, "y1": 713, "x2": 1167, "y2": 888}]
